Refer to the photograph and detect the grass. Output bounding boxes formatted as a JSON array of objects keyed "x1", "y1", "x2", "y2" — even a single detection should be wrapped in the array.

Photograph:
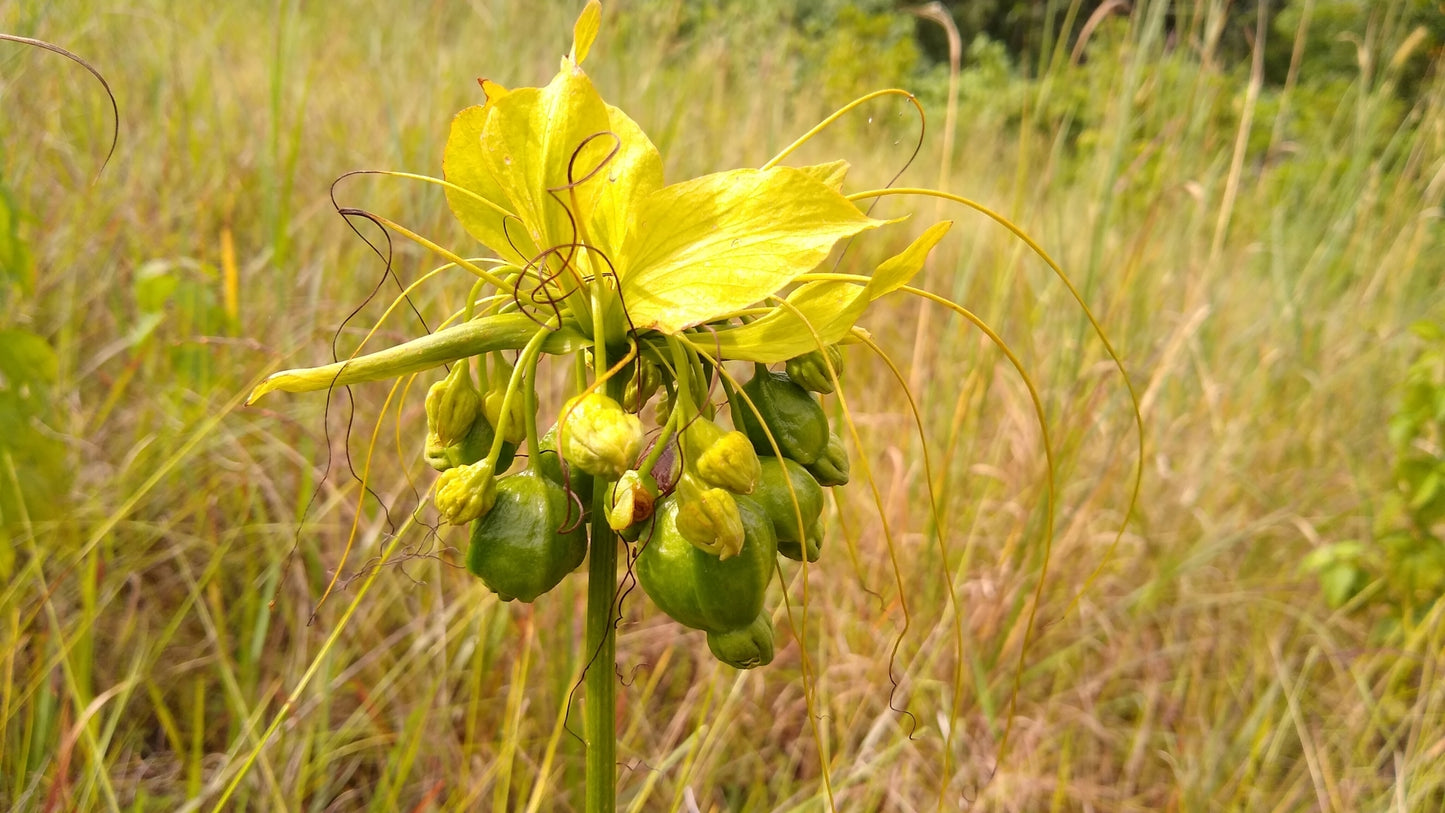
[{"x1": 2, "y1": 0, "x2": 1443, "y2": 810}]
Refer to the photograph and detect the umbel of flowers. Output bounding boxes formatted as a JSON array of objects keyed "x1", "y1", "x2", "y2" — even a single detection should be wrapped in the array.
[
  {"x1": 249, "y1": 1, "x2": 950, "y2": 663},
  {"x1": 248, "y1": 1, "x2": 965, "y2": 808}
]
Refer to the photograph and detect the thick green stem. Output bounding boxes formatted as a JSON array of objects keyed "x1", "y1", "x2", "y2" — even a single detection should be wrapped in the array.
[{"x1": 584, "y1": 374, "x2": 623, "y2": 812}]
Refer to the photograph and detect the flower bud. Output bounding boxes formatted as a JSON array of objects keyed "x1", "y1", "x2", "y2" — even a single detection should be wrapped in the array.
[
  {"x1": 674, "y1": 472, "x2": 745, "y2": 559},
  {"x1": 558, "y1": 392, "x2": 644, "y2": 481},
  {"x1": 435, "y1": 459, "x2": 498, "y2": 525},
  {"x1": 805, "y1": 433, "x2": 850, "y2": 487},
  {"x1": 784, "y1": 345, "x2": 843, "y2": 394},
  {"x1": 425, "y1": 361, "x2": 480, "y2": 446},
  {"x1": 623, "y1": 357, "x2": 662, "y2": 413},
  {"x1": 654, "y1": 394, "x2": 674, "y2": 428},
  {"x1": 606, "y1": 469, "x2": 660, "y2": 533},
  {"x1": 683, "y1": 417, "x2": 760, "y2": 495},
  {"x1": 424, "y1": 431, "x2": 452, "y2": 472}
]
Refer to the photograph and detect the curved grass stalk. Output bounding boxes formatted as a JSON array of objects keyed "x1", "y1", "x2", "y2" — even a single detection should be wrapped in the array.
[
  {"x1": 847, "y1": 187, "x2": 1145, "y2": 629},
  {"x1": 851, "y1": 331, "x2": 968, "y2": 808},
  {"x1": 353, "y1": 211, "x2": 511, "y2": 289},
  {"x1": 762, "y1": 88, "x2": 924, "y2": 171}
]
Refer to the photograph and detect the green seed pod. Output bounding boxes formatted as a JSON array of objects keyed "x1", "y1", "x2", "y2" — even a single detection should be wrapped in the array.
[
  {"x1": 483, "y1": 389, "x2": 528, "y2": 445},
  {"x1": 784, "y1": 345, "x2": 843, "y2": 394},
  {"x1": 466, "y1": 470, "x2": 587, "y2": 602},
  {"x1": 738, "y1": 370, "x2": 829, "y2": 465},
  {"x1": 805, "y1": 433, "x2": 850, "y2": 487},
  {"x1": 425, "y1": 361, "x2": 481, "y2": 446},
  {"x1": 623, "y1": 357, "x2": 662, "y2": 413},
  {"x1": 752, "y1": 457, "x2": 824, "y2": 560},
  {"x1": 434, "y1": 459, "x2": 497, "y2": 525},
  {"x1": 606, "y1": 469, "x2": 660, "y2": 533},
  {"x1": 673, "y1": 472, "x2": 745, "y2": 559},
  {"x1": 443, "y1": 412, "x2": 517, "y2": 472},
  {"x1": 535, "y1": 423, "x2": 594, "y2": 504},
  {"x1": 706, "y1": 612, "x2": 775, "y2": 669},
  {"x1": 558, "y1": 392, "x2": 643, "y2": 481},
  {"x1": 682, "y1": 416, "x2": 760, "y2": 495},
  {"x1": 636, "y1": 495, "x2": 777, "y2": 634}
]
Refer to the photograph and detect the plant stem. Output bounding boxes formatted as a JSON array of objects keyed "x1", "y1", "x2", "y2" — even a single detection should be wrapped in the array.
[{"x1": 584, "y1": 374, "x2": 623, "y2": 812}]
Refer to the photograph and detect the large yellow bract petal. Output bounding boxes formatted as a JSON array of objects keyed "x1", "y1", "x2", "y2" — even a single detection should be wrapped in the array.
[
  {"x1": 619, "y1": 166, "x2": 884, "y2": 334},
  {"x1": 698, "y1": 220, "x2": 952, "y2": 362}
]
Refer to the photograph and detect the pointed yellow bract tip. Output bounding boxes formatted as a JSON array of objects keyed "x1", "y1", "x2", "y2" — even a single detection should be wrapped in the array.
[{"x1": 569, "y1": 0, "x2": 602, "y2": 66}]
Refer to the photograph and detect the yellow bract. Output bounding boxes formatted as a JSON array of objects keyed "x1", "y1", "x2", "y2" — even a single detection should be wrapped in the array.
[{"x1": 439, "y1": 2, "x2": 922, "y2": 340}]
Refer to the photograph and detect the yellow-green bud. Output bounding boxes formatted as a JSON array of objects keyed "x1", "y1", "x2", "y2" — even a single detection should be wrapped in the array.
[
  {"x1": 623, "y1": 358, "x2": 662, "y2": 413},
  {"x1": 674, "y1": 473, "x2": 745, "y2": 559},
  {"x1": 558, "y1": 392, "x2": 644, "y2": 481},
  {"x1": 424, "y1": 431, "x2": 452, "y2": 472},
  {"x1": 435, "y1": 460, "x2": 498, "y2": 525},
  {"x1": 425, "y1": 362, "x2": 480, "y2": 446},
  {"x1": 606, "y1": 469, "x2": 660, "y2": 533},
  {"x1": 784, "y1": 345, "x2": 843, "y2": 394},
  {"x1": 683, "y1": 417, "x2": 760, "y2": 495},
  {"x1": 654, "y1": 394, "x2": 674, "y2": 428},
  {"x1": 805, "y1": 433, "x2": 850, "y2": 487},
  {"x1": 483, "y1": 389, "x2": 528, "y2": 445}
]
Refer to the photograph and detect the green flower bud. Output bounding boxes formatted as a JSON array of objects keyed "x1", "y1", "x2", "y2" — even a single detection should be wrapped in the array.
[
  {"x1": 674, "y1": 472, "x2": 745, "y2": 559},
  {"x1": 737, "y1": 370, "x2": 829, "y2": 465},
  {"x1": 623, "y1": 357, "x2": 662, "y2": 413},
  {"x1": 706, "y1": 613, "x2": 775, "y2": 669},
  {"x1": 606, "y1": 469, "x2": 660, "y2": 533},
  {"x1": 683, "y1": 417, "x2": 761, "y2": 495},
  {"x1": 558, "y1": 392, "x2": 644, "y2": 481},
  {"x1": 654, "y1": 393, "x2": 674, "y2": 428},
  {"x1": 434, "y1": 459, "x2": 497, "y2": 525},
  {"x1": 424, "y1": 361, "x2": 481, "y2": 446},
  {"x1": 784, "y1": 345, "x2": 843, "y2": 394},
  {"x1": 425, "y1": 431, "x2": 452, "y2": 472},
  {"x1": 483, "y1": 388, "x2": 528, "y2": 445},
  {"x1": 805, "y1": 433, "x2": 850, "y2": 487}
]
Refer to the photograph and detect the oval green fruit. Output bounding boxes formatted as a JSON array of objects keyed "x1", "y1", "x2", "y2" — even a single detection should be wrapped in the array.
[{"x1": 466, "y1": 470, "x2": 587, "y2": 602}]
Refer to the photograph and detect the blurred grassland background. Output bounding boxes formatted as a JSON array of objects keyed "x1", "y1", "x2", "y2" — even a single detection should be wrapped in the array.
[{"x1": 2, "y1": 0, "x2": 1444, "y2": 810}]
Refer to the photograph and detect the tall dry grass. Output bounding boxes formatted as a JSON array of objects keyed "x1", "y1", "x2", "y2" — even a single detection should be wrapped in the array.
[{"x1": 2, "y1": 0, "x2": 1442, "y2": 810}]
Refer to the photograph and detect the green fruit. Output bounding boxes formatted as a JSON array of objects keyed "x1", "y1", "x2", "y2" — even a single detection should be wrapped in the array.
[
  {"x1": 738, "y1": 370, "x2": 829, "y2": 465},
  {"x1": 779, "y1": 516, "x2": 825, "y2": 564},
  {"x1": 784, "y1": 345, "x2": 843, "y2": 394},
  {"x1": 706, "y1": 612, "x2": 775, "y2": 669},
  {"x1": 805, "y1": 433, "x2": 850, "y2": 487},
  {"x1": 466, "y1": 470, "x2": 587, "y2": 602},
  {"x1": 752, "y1": 457, "x2": 824, "y2": 561},
  {"x1": 444, "y1": 413, "x2": 516, "y2": 472},
  {"x1": 536, "y1": 423, "x2": 594, "y2": 504},
  {"x1": 636, "y1": 495, "x2": 777, "y2": 634}
]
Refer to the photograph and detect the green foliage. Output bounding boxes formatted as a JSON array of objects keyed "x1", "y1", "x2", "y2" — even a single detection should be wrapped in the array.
[
  {"x1": 1307, "y1": 319, "x2": 1445, "y2": 621},
  {"x1": 0, "y1": 329, "x2": 70, "y2": 530}
]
